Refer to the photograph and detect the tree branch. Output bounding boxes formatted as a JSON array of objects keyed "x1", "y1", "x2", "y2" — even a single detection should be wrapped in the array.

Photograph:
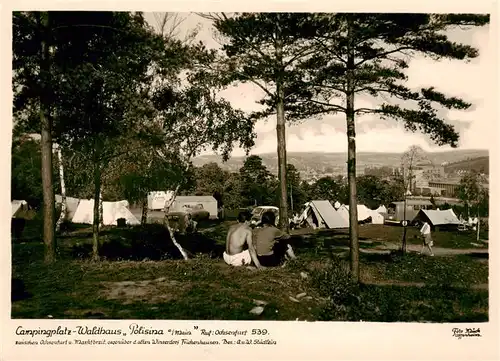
[
  {"x1": 308, "y1": 99, "x2": 347, "y2": 112},
  {"x1": 354, "y1": 107, "x2": 379, "y2": 114},
  {"x1": 283, "y1": 45, "x2": 318, "y2": 68},
  {"x1": 354, "y1": 46, "x2": 414, "y2": 67},
  {"x1": 315, "y1": 37, "x2": 347, "y2": 64}
]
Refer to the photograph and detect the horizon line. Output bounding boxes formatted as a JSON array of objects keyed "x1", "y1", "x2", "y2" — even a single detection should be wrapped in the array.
[{"x1": 195, "y1": 148, "x2": 490, "y2": 158}]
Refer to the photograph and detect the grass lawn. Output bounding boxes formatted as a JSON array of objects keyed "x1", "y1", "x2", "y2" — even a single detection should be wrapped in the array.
[
  {"x1": 11, "y1": 220, "x2": 489, "y2": 322},
  {"x1": 353, "y1": 223, "x2": 488, "y2": 249}
]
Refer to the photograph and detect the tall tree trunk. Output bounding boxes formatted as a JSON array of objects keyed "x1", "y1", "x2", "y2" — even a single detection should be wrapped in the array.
[
  {"x1": 275, "y1": 21, "x2": 289, "y2": 232},
  {"x1": 476, "y1": 206, "x2": 480, "y2": 241},
  {"x1": 99, "y1": 187, "x2": 103, "y2": 226},
  {"x1": 55, "y1": 145, "x2": 66, "y2": 232},
  {"x1": 402, "y1": 167, "x2": 407, "y2": 253},
  {"x1": 346, "y1": 16, "x2": 359, "y2": 283},
  {"x1": 39, "y1": 12, "x2": 55, "y2": 264},
  {"x1": 141, "y1": 196, "x2": 149, "y2": 225},
  {"x1": 92, "y1": 163, "x2": 101, "y2": 261},
  {"x1": 160, "y1": 157, "x2": 194, "y2": 260}
]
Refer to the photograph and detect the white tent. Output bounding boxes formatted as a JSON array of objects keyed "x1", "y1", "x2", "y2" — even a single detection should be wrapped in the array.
[
  {"x1": 336, "y1": 205, "x2": 349, "y2": 222},
  {"x1": 338, "y1": 204, "x2": 384, "y2": 224},
  {"x1": 375, "y1": 205, "x2": 387, "y2": 214},
  {"x1": 298, "y1": 202, "x2": 311, "y2": 223},
  {"x1": 369, "y1": 210, "x2": 385, "y2": 224},
  {"x1": 342, "y1": 204, "x2": 372, "y2": 221},
  {"x1": 414, "y1": 209, "x2": 460, "y2": 227},
  {"x1": 300, "y1": 200, "x2": 348, "y2": 229},
  {"x1": 72, "y1": 199, "x2": 140, "y2": 226},
  {"x1": 147, "y1": 191, "x2": 174, "y2": 210},
  {"x1": 55, "y1": 195, "x2": 81, "y2": 220},
  {"x1": 11, "y1": 200, "x2": 27, "y2": 218}
]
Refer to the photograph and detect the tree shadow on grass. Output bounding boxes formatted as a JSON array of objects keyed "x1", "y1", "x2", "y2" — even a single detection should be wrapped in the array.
[
  {"x1": 70, "y1": 224, "x2": 226, "y2": 261},
  {"x1": 176, "y1": 232, "x2": 226, "y2": 259},
  {"x1": 466, "y1": 252, "x2": 489, "y2": 260},
  {"x1": 11, "y1": 278, "x2": 33, "y2": 302},
  {"x1": 359, "y1": 251, "x2": 399, "y2": 263}
]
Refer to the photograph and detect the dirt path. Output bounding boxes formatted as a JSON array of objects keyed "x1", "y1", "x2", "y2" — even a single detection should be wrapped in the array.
[
  {"x1": 362, "y1": 279, "x2": 489, "y2": 290},
  {"x1": 381, "y1": 242, "x2": 488, "y2": 256}
]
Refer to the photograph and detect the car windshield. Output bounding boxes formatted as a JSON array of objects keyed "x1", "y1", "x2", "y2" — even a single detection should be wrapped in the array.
[
  {"x1": 251, "y1": 207, "x2": 279, "y2": 218},
  {"x1": 252, "y1": 207, "x2": 265, "y2": 216}
]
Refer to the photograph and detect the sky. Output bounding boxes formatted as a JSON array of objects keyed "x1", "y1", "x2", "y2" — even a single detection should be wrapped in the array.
[{"x1": 143, "y1": 12, "x2": 493, "y2": 156}]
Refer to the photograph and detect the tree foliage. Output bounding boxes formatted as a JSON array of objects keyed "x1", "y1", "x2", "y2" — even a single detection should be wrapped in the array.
[
  {"x1": 307, "y1": 176, "x2": 347, "y2": 204},
  {"x1": 239, "y1": 155, "x2": 276, "y2": 206},
  {"x1": 284, "y1": 14, "x2": 489, "y2": 142},
  {"x1": 11, "y1": 136, "x2": 60, "y2": 208},
  {"x1": 205, "y1": 12, "x2": 321, "y2": 230},
  {"x1": 457, "y1": 170, "x2": 489, "y2": 217}
]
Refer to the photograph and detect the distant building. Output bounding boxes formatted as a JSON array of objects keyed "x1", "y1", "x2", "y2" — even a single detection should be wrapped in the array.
[
  {"x1": 417, "y1": 163, "x2": 445, "y2": 180},
  {"x1": 427, "y1": 180, "x2": 460, "y2": 198},
  {"x1": 405, "y1": 162, "x2": 445, "y2": 194}
]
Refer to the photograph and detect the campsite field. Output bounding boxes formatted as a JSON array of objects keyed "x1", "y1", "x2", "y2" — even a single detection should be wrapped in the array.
[{"x1": 11, "y1": 221, "x2": 488, "y2": 322}]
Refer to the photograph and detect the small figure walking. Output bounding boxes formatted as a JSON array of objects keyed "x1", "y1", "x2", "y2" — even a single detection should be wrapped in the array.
[{"x1": 419, "y1": 221, "x2": 434, "y2": 256}]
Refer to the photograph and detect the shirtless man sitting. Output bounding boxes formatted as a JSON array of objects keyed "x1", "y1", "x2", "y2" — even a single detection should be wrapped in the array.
[
  {"x1": 253, "y1": 211, "x2": 297, "y2": 267},
  {"x1": 223, "y1": 211, "x2": 262, "y2": 268}
]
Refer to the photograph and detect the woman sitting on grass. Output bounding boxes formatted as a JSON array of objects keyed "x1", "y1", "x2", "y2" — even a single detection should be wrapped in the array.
[{"x1": 253, "y1": 211, "x2": 297, "y2": 267}]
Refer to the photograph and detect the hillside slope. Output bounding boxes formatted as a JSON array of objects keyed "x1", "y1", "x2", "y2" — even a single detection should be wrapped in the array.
[
  {"x1": 192, "y1": 149, "x2": 489, "y2": 175},
  {"x1": 444, "y1": 156, "x2": 489, "y2": 174}
]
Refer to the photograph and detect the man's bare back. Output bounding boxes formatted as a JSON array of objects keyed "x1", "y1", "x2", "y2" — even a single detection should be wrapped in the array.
[
  {"x1": 223, "y1": 211, "x2": 262, "y2": 268},
  {"x1": 226, "y1": 223, "x2": 252, "y2": 255}
]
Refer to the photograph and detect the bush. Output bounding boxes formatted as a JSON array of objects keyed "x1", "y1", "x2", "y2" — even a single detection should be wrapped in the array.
[
  {"x1": 309, "y1": 254, "x2": 488, "y2": 322},
  {"x1": 309, "y1": 259, "x2": 361, "y2": 320}
]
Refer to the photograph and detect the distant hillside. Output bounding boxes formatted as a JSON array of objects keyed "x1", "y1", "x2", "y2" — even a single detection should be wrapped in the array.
[
  {"x1": 444, "y1": 156, "x2": 489, "y2": 174},
  {"x1": 192, "y1": 149, "x2": 489, "y2": 176}
]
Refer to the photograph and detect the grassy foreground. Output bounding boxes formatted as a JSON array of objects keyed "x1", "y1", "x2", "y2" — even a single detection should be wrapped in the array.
[{"x1": 11, "y1": 222, "x2": 488, "y2": 322}]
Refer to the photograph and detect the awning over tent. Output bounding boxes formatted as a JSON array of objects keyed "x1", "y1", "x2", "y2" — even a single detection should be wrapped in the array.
[{"x1": 414, "y1": 209, "x2": 460, "y2": 226}]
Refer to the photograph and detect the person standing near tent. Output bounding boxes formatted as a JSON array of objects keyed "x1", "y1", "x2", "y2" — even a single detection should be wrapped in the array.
[
  {"x1": 223, "y1": 211, "x2": 261, "y2": 268},
  {"x1": 253, "y1": 211, "x2": 297, "y2": 267},
  {"x1": 419, "y1": 221, "x2": 434, "y2": 256}
]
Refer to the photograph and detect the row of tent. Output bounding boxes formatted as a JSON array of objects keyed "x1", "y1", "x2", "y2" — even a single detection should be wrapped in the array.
[
  {"x1": 54, "y1": 195, "x2": 140, "y2": 226},
  {"x1": 298, "y1": 200, "x2": 385, "y2": 229},
  {"x1": 12, "y1": 192, "x2": 219, "y2": 227},
  {"x1": 297, "y1": 201, "x2": 462, "y2": 229}
]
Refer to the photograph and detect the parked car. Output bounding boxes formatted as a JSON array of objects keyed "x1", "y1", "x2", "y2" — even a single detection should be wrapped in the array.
[
  {"x1": 166, "y1": 205, "x2": 209, "y2": 233},
  {"x1": 186, "y1": 205, "x2": 210, "y2": 222},
  {"x1": 250, "y1": 206, "x2": 279, "y2": 227}
]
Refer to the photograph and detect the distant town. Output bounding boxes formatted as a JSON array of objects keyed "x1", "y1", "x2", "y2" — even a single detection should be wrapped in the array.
[{"x1": 192, "y1": 149, "x2": 489, "y2": 197}]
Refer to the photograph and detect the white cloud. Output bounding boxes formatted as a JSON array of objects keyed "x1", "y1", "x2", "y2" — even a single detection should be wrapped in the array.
[{"x1": 144, "y1": 13, "x2": 492, "y2": 155}]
